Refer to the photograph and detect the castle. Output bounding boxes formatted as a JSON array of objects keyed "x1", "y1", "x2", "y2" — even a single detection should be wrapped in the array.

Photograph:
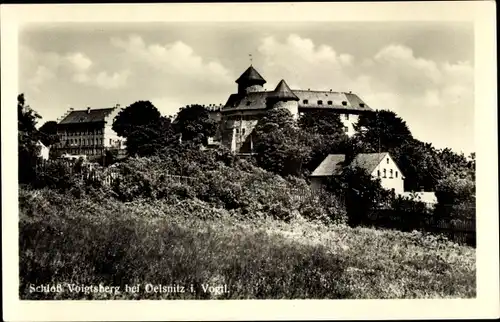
[{"x1": 208, "y1": 65, "x2": 375, "y2": 153}]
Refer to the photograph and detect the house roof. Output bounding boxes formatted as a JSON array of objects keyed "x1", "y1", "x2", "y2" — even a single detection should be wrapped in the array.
[
  {"x1": 310, "y1": 154, "x2": 346, "y2": 176},
  {"x1": 236, "y1": 65, "x2": 266, "y2": 85},
  {"x1": 58, "y1": 108, "x2": 115, "y2": 124},
  {"x1": 222, "y1": 89, "x2": 373, "y2": 112},
  {"x1": 310, "y1": 152, "x2": 403, "y2": 178},
  {"x1": 268, "y1": 80, "x2": 299, "y2": 101},
  {"x1": 350, "y1": 152, "x2": 389, "y2": 174}
]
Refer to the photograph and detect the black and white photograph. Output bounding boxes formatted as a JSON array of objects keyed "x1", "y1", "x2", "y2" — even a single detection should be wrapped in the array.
[{"x1": 2, "y1": 2, "x2": 498, "y2": 321}]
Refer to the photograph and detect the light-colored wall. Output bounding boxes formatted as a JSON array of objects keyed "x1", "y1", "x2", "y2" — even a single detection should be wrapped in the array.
[
  {"x1": 239, "y1": 84, "x2": 263, "y2": 94},
  {"x1": 273, "y1": 100, "x2": 299, "y2": 119},
  {"x1": 104, "y1": 107, "x2": 126, "y2": 149},
  {"x1": 339, "y1": 113, "x2": 359, "y2": 137},
  {"x1": 370, "y1": 154, "x2": 405, "y2": 195}
]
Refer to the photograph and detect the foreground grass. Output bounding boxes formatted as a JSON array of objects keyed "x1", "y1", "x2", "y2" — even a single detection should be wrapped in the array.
[{"x1": 19, "y1": 188, "x2": 475, "y2": 299}]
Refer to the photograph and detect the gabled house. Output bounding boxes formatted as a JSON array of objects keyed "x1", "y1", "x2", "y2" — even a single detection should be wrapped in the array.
[{"x1": 310, "y1": 152, "x2": 405, "y2": 195}]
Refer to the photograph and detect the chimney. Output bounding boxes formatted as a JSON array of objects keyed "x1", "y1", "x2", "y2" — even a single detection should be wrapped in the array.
[{"x1": 87, "y1": 106, "x2": 91, "y2": 114}]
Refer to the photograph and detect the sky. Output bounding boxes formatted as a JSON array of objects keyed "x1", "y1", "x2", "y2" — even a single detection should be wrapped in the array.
[{"x1": 19, "y1": 21, "x2": 475, "y2": 154}]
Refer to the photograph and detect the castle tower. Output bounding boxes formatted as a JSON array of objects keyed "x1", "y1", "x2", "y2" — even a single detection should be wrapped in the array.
[
  {"x1": 236, "y1": 65, "x2": 266, "y2": 94},
  {"x1": 267, "y1": 79, "x2": 300, "y2": 118}
]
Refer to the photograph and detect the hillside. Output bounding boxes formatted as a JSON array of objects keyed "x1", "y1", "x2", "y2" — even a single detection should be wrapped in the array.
[{"x1": 19, "y1": 186, "x2": 475, "y2": 299}]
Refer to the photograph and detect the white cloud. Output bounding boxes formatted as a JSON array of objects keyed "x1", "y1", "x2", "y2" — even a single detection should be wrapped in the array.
[
  {"x1": 257, "y1": 35, "x2": 474, "y2": 153},
  {"x1": 111, "y1": 34, "x2": 233, "y2": 84},
  {"x1": 21, "y1": 47, "x2": 129, "y2": 91}
]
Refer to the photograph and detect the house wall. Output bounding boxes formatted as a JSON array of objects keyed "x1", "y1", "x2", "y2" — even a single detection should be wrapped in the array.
[
  {"x1": 370, "y1": 154, "x2": 405, "y2": 195},
  {"x1": 310, "y1": 177, "x2": 325, "y2": 191},
  {"x1": 103, "y1": 107, "x2": 126, "y2": 149},
  {"x1": 221, "y1": 112, "x2": 260, "y2": 152},
  {"x1": 273, "y1": 100, "x2": 299, "y2": 119},
  {"x1": 339, "y1": 113, "x2": 359, "y2": 137}
]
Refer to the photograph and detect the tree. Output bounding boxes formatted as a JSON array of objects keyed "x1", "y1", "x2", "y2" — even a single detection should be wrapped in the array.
[
  {"x1": 353, "y1": 110, "x2": 413, "y2": 151},
  {"x1": 299, "y1": 110, "x2": 350, "y2": 173},
  {"x1": 112, "y1": 101, "x2": 177, "y2": 157},
  {"x1": 18, "y1": 94, "x2": 42, "y2": 184},
  {"x1": 173, "y1": 104, "x2": 217, "y2": 145},
  {"x1": 434, "y1": 172, "x2": 475, "y2": 223},
  {"x1": 112, "y1": 100, "x2": 162, "y2": 138},
  {"x1": 325, "y1": 166, "x2": 391, "y2": 227},
  {"x1": 126, "y1": 116, "x2": 178, "y2": 157},
  {"x1": 253, "y1": 108, "x2": 311, "y2": 177},
  {"x1": 38, "y1": 120, "x2": 60, "y2": 147}
]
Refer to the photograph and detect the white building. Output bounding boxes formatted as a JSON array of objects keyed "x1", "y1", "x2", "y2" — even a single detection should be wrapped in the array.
[
  {"x1": 36, "y1": 141, "x2": 50, "y2": 160},
  {"x1": 310, "y1": 152, "x2": 405, "y2": 195}
]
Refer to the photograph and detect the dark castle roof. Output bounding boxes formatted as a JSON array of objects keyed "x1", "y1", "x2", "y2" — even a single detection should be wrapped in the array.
[
  {"x1": 236, "y1": 66, "x2": 266, "y2": 85},
  {"x1": 58, "y1": 108, "x2": 115, "y2": 124},
  {"x1": 223, "y1": 88, "x2": 373, "y2": 112},
  {"x1": 268, "y1": 79, "x2": 299, "y2": 101}
]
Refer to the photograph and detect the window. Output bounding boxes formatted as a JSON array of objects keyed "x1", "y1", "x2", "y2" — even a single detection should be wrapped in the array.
[
  {"x1": 345, "y1": 114, "x2": 349, "y2": 120},
  {"x1": 389, "y1": 169, "x2": 393, "y2": 178},
  {"x1": 236, "y1": 129, "x2": 239, "y2": 134},
  {"x1": 327, "y1": 101, "x2": 332, "y2": 105},
  {"x1": 242, "y1": 128, "x2": 246, "y2": 135},
  {"x1": 303, "y1": 99, "x2": 309, "y2": 104},
  {"x1": 383, "y1": 169, "x2": 387, "y2": 178},
  {"x1": 342, "y1": 101, "x2": 347, "y2": 106},
  {"x1": 318, "y1": 100, "x2": 323, "y2": 105},
  {"x1": 377, "y1": 170, "x2": 381, "y2": 177},
  {"x1": 387, "y1": 158, "x2": 389, "y2": 164},
  {"x1": 109, "y1": 139, "x2": 112, "y2": 145},
  {"x1": 246, "y1": 101, "x2": 251, "y2": 106},
  {"x1": 359, "y1": 103, "x2": 365, "y2": 108},
  {"x1": 395, "y1": 171, "x2": 398, "y2": 178},
  {"x1": 344, "y1": 127, "x2": 348, "y2": 132}
]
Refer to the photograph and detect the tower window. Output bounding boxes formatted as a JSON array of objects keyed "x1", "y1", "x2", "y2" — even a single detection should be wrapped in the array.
[
  {"x1": 327, "y1": 101, "x2": 332, "y2": 105},
  {"x1": 303, "y1": 99, "x2": 309, "y2": 104},
  {"x1": 318, "y1": 100, "x2": 323, "y2": 105}
]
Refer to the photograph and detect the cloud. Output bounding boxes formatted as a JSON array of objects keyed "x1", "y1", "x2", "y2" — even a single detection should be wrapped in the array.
[
  {"x1": 20, "y1": 47, "x2": 129, "y2": 91},
  {"x1": 110, "y1": 34, "x2": 233, "y2": 85},
  {"x1": 257, "y1": 35, "x2": 474, "y2": 153}
]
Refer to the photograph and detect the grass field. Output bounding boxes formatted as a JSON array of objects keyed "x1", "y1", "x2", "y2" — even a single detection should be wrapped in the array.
[{"x1": 19, "y1": 188, "x2": 476, "y2": 299}]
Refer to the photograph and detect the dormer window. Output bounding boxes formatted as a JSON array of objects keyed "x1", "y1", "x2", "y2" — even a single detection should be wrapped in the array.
[
  {"x1": 303, "y1": 99, "x2": 309, "y2": 104},
  {"x1": 318, "y1": 100, "x2": 323, "y2": 105},
  {"x1": 342, "y1": 101, "x2": 347, "y2": 106},
  {"x1": 327, "y1": 101, "x2": 332, "y2": 105}
]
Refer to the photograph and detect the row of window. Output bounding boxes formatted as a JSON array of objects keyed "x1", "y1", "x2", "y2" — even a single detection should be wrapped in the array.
[
  {"x1": 62, "y1": 129, "x2": 104, "y2": 136},
  {"x1": 302, "y1": 100, "x2": 365, "y2": 108},
  {"x1": 235, "y1": 128, "x2": 246, "y2": 135},
  {"x1": 302, "y1": 99, "x2": 348, "y2": 106},
  {"x1": 377, "y1": 168, "x2": 398, "y2": 179},
  {"x1": 63, "y1": 138, "x2": 119, "y2": 146}
]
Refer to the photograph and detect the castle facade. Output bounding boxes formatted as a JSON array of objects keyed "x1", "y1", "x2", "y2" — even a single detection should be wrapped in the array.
[{"x1": 211, "y1": 65, "x2": 374, "y2": 153}]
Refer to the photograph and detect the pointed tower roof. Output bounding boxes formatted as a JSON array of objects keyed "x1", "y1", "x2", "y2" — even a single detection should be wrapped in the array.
[
  {"x1": 269, "y1": 79, "x2": 299, "y2": 101},
  {"x1": 236, "y1": 65, "x2": 266, "y2": 85}
]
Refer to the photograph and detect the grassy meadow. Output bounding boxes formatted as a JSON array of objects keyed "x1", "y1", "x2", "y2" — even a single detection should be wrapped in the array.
[{"x1": 19, "y1": 187, "x2": 475, "y2": 300}]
